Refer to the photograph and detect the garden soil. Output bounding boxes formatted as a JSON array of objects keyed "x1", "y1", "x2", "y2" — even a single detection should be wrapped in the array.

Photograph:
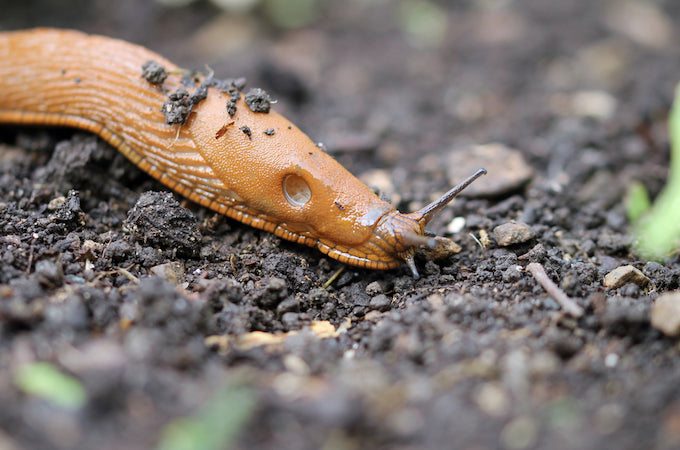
[{"x1": 1, "y1": 1, "x2": 680, "y2": 449}]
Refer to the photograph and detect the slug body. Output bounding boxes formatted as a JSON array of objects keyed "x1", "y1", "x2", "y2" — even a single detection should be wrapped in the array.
[{"x1": 0, "y1": 28, "x2": 484, "y2": 276}]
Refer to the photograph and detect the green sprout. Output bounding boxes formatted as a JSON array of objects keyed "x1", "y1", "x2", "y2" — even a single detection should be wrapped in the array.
[
  {"x1": 14, "y1": 362, "x2": 87, "y2": 410},
  {"x1": 156, "y1": 385, "x2": 256, "y2": 450},
  {"x1": 631, "y1": 82, "x2": 680, "y2": 260},
  {"x1": 399, "y1": 0, "x2": 449, "y2": 48}
]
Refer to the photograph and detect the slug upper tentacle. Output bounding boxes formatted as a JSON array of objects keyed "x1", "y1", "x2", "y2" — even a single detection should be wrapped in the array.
[{"x1": 0, "y1": 28, "x2": 485, "y2": 276}]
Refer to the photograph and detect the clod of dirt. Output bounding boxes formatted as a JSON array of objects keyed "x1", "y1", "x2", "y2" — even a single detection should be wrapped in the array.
[
  {"x1": 642, "y1": 261, "x2": 679, "y2": 291},
  {"x1": 276, "y1": 296, "x2": 300, "y2": 315},
  {"x1": 365, "y1": 281, "x2": 383, "y2": 296},
  {"x1": 493, "y1": 221, "x2": 535, "y2": 246},
  {"x1": 141, "y1": 60, "x2": 168, "y2": 85},
  {"x1": 35, "y1": 259, "x2": 64, "y2": 288},
  {"x1": 0, "y1": 279, "x2": 46, "y2": 326},
  {"x1": 545, "y1": 327, "x2": 584, "y2": 359},
  {"x1": 244, "y1": 88, "x2": 272, "y2": 113},
  {"x1": 123, "y1": 191, "x2": 201, "y2": 258},
  {"x1": 651, "y1": 292, "x2": 680, "y2": 337},
  {"x1": 603, "y1": 265, "x2": 650, "y2": 289},
  {"x1": 599, "y1": 297, "x2": 651, "y2": 336},
  {"x1": 446, "y1": 143, "x2": 533, "y2": 197},
  {"x1": 162, "y1": 86, "x2": 191, "y2": 124},
  {"x1": 38, "y1": 136, "x2": 113, "y2": 191},
  {"x1": 203, "y1": 278, "x2": 245, "y2": 307},
  {"x1": 369, "y1": 294, "x2": 391, "y2": 311},
  {"x1": 47, "y1": 190, "x2": 84, "y2": 231},
  {"x1": 253, "y1": 277, "x2": 288, "y2": 309}
]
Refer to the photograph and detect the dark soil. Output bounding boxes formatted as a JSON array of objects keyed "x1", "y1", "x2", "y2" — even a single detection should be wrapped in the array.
[{"x1": 2, "y1": 1, "x2": 680, "y2": 449}]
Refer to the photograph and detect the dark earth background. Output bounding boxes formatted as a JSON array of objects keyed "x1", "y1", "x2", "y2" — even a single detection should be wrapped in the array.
[{"x1": 1, "y1": 0, "x2": 680, "y2": 449}]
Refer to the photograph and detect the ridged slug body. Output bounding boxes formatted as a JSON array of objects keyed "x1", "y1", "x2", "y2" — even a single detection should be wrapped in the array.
[{"x1": 0, "y1": 28, "x2": 485, "y2": 277}]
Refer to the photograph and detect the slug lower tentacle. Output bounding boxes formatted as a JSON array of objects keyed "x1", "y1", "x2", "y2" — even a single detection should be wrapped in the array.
[{"x1": 0, "y1": 28, "x2": 485, "y2": 277}]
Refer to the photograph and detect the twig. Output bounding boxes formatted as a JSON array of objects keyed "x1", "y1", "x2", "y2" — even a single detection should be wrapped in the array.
[
  {"x1": 526, "y1": 262, "x2": 584, "y2": 318},
  {"x1": 323, "y1": 266, "x2": 345, "y2": 289}
]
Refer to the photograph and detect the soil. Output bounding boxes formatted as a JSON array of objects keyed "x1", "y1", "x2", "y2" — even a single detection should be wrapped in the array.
[{"x1": 2, "y1": 1, "x2": 680, "y2": 449}]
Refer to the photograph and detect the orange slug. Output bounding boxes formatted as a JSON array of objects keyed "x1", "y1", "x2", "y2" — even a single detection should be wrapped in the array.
[{"x1": 0, "y1": 28, "x2": 485, "y2": 277}]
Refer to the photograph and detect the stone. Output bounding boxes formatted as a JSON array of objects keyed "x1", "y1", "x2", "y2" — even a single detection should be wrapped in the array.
[
  {"x1": 651, "y1": 292, "x2": 680, "y2": 337},
  {"x1": 603, "y1": 265, "x2": 650, "y2": 289},
  {"x1": 493, "y1": 221, "x2": 535, "y2": 246},
  {"x1": 446, "y1": 143, "x2": 533, "y2": 197}
]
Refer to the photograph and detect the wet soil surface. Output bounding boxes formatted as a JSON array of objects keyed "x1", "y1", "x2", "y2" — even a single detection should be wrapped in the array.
[{"x1": 2, "y1": 1, "x2": 680, "y2": 449}]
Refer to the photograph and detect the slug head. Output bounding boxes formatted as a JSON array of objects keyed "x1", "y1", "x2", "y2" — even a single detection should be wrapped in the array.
[{"x1": 356, "y1": 168, "x2": 487, "y2": 277}]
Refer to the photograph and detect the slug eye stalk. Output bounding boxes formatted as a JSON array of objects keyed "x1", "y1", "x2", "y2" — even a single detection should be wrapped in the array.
[
  {"x1": 403, "y1": 168, "x2": 487, "y2": 277},
  {"x1": 413, "y1": 168, "x2": 487, "y2": 226}
]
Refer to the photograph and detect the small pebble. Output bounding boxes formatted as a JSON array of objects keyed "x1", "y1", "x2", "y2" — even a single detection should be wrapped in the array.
[
  {"x1": 446, "y1": 143, "x2": 533, "y2": 197},
  {"x1": 149, "y1": 262, "x2": 185, "y2": 285},
  {"x1": 474, "y1": 382, "x2": 509, "y2": 417},
  {"x1": 603, "y1": 265, "x2": 650, "y2": 289},
  {"x1": 369, "y1": 294, "x2": 391, "y2": 311},
  {"x1": 424, "y1": 236, "x2": 462, "y2": 260},
  {"x1": 569, "y1": 90, "x2": 617, "y2": 119},
  {"x1": 493, "y1": 221, "x2": 535, "y2": 246},
  {"x1": 446, "y1": 216, "x2": 466, "y2": 234},
  {"x1": 604, "y1": 0, "x2": 673, "y2": 49},
  {"x1": 518, "y1": 243, "x2": 547, "y2": 262},
  {"x1": 651, "y1": 292, "x2": 680, "y2": 337}
]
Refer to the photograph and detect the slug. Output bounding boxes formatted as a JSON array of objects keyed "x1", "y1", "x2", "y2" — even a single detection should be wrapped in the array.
[{"x1": 0, "y1": 28, "x2": 485, "y2": 277}]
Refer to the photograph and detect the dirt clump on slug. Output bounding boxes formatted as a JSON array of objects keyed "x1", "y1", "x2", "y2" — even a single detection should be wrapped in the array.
[
  {"x1": 1, "y1": 2, "x2": 680, "y2": 450},
  {"x1": 161, "y1": 72, "x2": 245, "y2": 125},
  {"x1": 141, "y1": 60, "x2": 168, "y2": 85},
  {"x1": 244, "y1": 88, "x2": 272, "y2": 113}
]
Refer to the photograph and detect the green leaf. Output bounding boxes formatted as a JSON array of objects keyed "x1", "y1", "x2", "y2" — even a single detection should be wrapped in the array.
[
  {"x1": 625, "y1": 181, "x2": 651, "y2": 222},
  {"x1": 14, "y1": 362, "x2": 86, "y2": 410},
  {"x1": 633, "y1": 82, "x2": 680, "y2": 260},
  {"x1": 157, "y1": 385, "x2": 256, "y2": 450},
  {"x1": 399, "y1": 0, "x2": 449, "y2": 48}
]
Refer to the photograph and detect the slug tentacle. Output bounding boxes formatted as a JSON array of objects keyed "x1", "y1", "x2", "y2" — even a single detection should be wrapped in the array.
[
  {"x1": 345, "y1": 168, "x2": 487, "y2": 277},
  {"x1": 0, "y1": 28, "x2": 486, "y2": 277},
  {"x1": 410, "y1": 168, "x2": 488, "y2": 225}
]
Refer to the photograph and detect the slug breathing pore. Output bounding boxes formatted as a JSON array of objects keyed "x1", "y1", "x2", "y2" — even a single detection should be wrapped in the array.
[{"x1": 0, "y1": 28, "x2": 487, "y2": 278}]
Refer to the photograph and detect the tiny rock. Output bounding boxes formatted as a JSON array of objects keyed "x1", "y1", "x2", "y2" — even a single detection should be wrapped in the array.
[
  {"x1": 446, "y1": 143, "x2": 534, "y2": 197},
  {"x1": 150, "y1": 262, "x2": 185, "y2": 285},
  {"x1": 493, "y1": 221, "x2": 535, "y2": 246},
  {"x1": 569, "y1": 90, "x2": 617, "y2": 120},
  {"x1": 424, "y1": 236, "x2": 462, "y2": 260},
  {"x1": 651, "y1": 292, "x2": 680, "y2": 337},
  {"x1": 369, "y1": 294, "x2": 391, "y2": 312},
  {"x1": 603, "y1": 265, "x2": 650, "y2": 290}
]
